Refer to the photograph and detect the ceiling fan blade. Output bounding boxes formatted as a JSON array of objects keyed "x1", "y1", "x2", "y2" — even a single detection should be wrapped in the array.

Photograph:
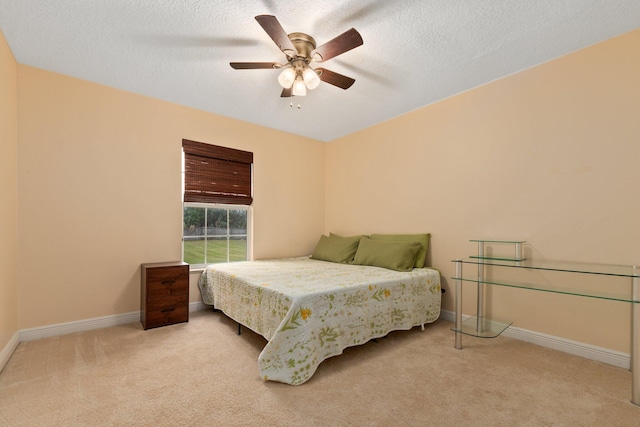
[
  {"x1": 280, "y1": 87, "x2": 293, "y2": 97},
  {"x1": 230, "y1": 62, "x2": 280, "y2": 69},
  {"x1": 316, "y1": 68, "x2": 356, "y2": 90},
  {"x1": 312, "y1": 28, "x2": 363, "y2": 62},
  {"x1": 255, "y1": 15, "x2": 298, "y2": 56}
]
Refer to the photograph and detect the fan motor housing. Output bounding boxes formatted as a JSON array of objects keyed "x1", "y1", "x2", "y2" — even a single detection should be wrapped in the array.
[{"x1": 288, "y1": 32, "x2": 316, "y2": 59}]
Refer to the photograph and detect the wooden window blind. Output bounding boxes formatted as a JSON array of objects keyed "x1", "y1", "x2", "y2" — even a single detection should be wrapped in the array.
[{"x1": 182, "y1": 139, "x2": 253, "y2": 205}]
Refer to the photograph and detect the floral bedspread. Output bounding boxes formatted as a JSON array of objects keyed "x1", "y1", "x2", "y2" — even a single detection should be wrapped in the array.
[{"x1": 198, "y1": 257, "x2": 441, "y2": 385}]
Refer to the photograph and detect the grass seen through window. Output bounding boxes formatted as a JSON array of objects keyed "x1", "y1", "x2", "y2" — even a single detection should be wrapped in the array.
[{"x1": 183, "y1": 238, "x2": 247, "y2": 265}]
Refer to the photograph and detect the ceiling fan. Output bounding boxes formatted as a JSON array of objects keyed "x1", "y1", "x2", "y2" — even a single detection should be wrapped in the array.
[{"x1": 230, "y1": 15, "x2": 363, "y2": 97}]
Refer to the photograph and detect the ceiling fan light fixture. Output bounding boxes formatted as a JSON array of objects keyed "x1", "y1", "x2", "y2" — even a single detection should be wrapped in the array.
[
  {"x1": 277, "y1": 67, "x2": 296, "y2": 88},
  {"x1": 292, "y1": 77, "x2": 307, "y2": 96},
  {"x1": 302, "y1": 67, "x2": 320, "y2": 90},
  {"x1": 231, "y1": 15, "x2": 362, "y2": 98}
]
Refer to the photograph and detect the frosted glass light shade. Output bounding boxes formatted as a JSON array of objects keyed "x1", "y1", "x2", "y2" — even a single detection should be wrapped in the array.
[
  {"x1": 277, "y1": 68, "x2": 296, "y2": 88},
  {"x1": 302, "y1": 67, "x2": 320, "y2": 89},
  {"x1": 292, "y1": 78, "x2": 307, "y2": 96}
]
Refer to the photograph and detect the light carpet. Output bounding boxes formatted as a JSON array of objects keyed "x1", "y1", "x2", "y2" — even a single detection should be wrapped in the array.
[{"x1": 0, "y1": 310, "x2": 638, "y2": 426}]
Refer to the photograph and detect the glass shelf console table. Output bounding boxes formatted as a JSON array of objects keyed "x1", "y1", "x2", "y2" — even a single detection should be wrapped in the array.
[{"x1": 452, "y1": 239, "x2": 640, "y2": 406}]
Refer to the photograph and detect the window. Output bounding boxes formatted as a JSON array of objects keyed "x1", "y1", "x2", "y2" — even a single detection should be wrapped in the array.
[
  {"x1": 182, "y1": 203, "x2": 249, "y2": 266},
  {"x1": 182, "y1": 139, "x2": 253, "y2": 268}
]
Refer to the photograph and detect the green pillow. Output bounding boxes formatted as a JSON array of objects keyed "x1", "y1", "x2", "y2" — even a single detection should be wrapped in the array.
[
  {"x1": 369, "y1": 233, "x2": 430, "y2": 268},
  {"x1": 329, "y1": 232, "x2": 367, "y2": 240},
  {"x1": 352, "y1": 237, "x2": 421, "y2": 272},
  {"x1": 310, "y1": 234, "x2": 361, "y2": 264}
]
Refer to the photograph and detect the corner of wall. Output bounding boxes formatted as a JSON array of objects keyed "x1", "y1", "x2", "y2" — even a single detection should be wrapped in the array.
[{"x1": 0, "y1": 27, "x2": 19, "y2": 364}]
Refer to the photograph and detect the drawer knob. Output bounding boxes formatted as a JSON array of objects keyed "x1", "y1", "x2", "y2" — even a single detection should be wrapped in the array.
[
  {"x1": 161, "y1": 279, "x2": 175, "y2": 285},
  {"x1": 161, "y1": 308, "x2": 175, "y2": 313}
]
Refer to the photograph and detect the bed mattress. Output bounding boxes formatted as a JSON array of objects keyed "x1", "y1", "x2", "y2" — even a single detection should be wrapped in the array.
[{"x1": 198, "y1": 257, "x2": 441, "y2": 384}]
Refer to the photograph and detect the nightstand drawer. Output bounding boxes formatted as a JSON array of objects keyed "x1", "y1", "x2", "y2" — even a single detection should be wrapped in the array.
[
  {"x1": 144, "y1": 306, "x2": 189, "y2": 329},
  {"x1": 141, "y1": 262, "x2": 189, "y2": 330},
  {"x1": 146, "y1": 294, "x2": 188, "y2": 311},
  {"x1": 146, "y1": 276, "x2": 188, "y2": 297},
  {"x1": 147, "y1": 267, "x2": 187, "y2": 284}
]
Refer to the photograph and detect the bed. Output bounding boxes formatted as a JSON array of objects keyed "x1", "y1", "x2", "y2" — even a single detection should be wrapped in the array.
[{"x1": 197, "y1": 234, "x2": 441, "y2": 385}]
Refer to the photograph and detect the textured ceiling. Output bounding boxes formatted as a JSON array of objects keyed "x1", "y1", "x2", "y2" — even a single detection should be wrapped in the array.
[{"x1": 1, "y1": 0, "x2": 640, "y2": 142}]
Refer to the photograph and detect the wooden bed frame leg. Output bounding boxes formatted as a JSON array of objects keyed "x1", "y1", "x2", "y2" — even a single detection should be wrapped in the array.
[{"x1": 238, "y1": 323, "x2": 242, "y2": 335}]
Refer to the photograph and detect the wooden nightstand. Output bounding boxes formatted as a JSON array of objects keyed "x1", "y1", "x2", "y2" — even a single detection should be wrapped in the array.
[{"x1": 141, "y1": 261, "x2": 189, "y2": 330}]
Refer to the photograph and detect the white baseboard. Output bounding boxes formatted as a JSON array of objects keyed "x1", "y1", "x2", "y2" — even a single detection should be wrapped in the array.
[
  {"x1": 0, "y1": 302, "x2": 208, "y2": 371},
  {"x1": 4, "y1": 305, "x2": 630, "y2": 373},
  {"x1": 190, "y1": 301, "x2": 208, "y2": 312},
  {"x1": 19, "y1": 301, "x2": 208, "y2": 342},
  {"x1": 0, "y1": 331, "x2": 20, "y2": 373},
  {"x1": 439, "y1": 309, "x2": 630, "y2": 369},
  {"x1": 19, "y1": 311, "x2": 140, "y2": 342}
]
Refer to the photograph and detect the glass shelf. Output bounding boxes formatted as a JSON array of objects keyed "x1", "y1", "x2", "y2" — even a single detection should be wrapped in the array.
[
  {"x1": 469, "y1": 239, "x2": 526, "y2": 244},
  {"x1": 450, "y1": 316, "x2": 512, "y2": 338},
  {"x1": 452, "y1": 276, "x2": 639, "y2": 303},
  {"x1": 469, "y1": 255, "x2": 527, "y2": 262},
  {"x1": 468, "y1": 239, "x2": 527, "y2": 262},
  {"x1": 453, "y1": 257, "x2": 640, "y2": 279}
]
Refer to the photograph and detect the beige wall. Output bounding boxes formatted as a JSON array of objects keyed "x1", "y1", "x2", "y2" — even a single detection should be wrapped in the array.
[
  {"x1": 0, "y1": 30, "x2": 18, "y2": 353},
  {"x1": 7, "y1": 26, "x2": 640, "y2": 357},
  {"x1": 16, "y1": 67, "x2": 324, "y2": 329},
  {"x1": 326, "y1": 29, "x2": 640, "y2": 353}
]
